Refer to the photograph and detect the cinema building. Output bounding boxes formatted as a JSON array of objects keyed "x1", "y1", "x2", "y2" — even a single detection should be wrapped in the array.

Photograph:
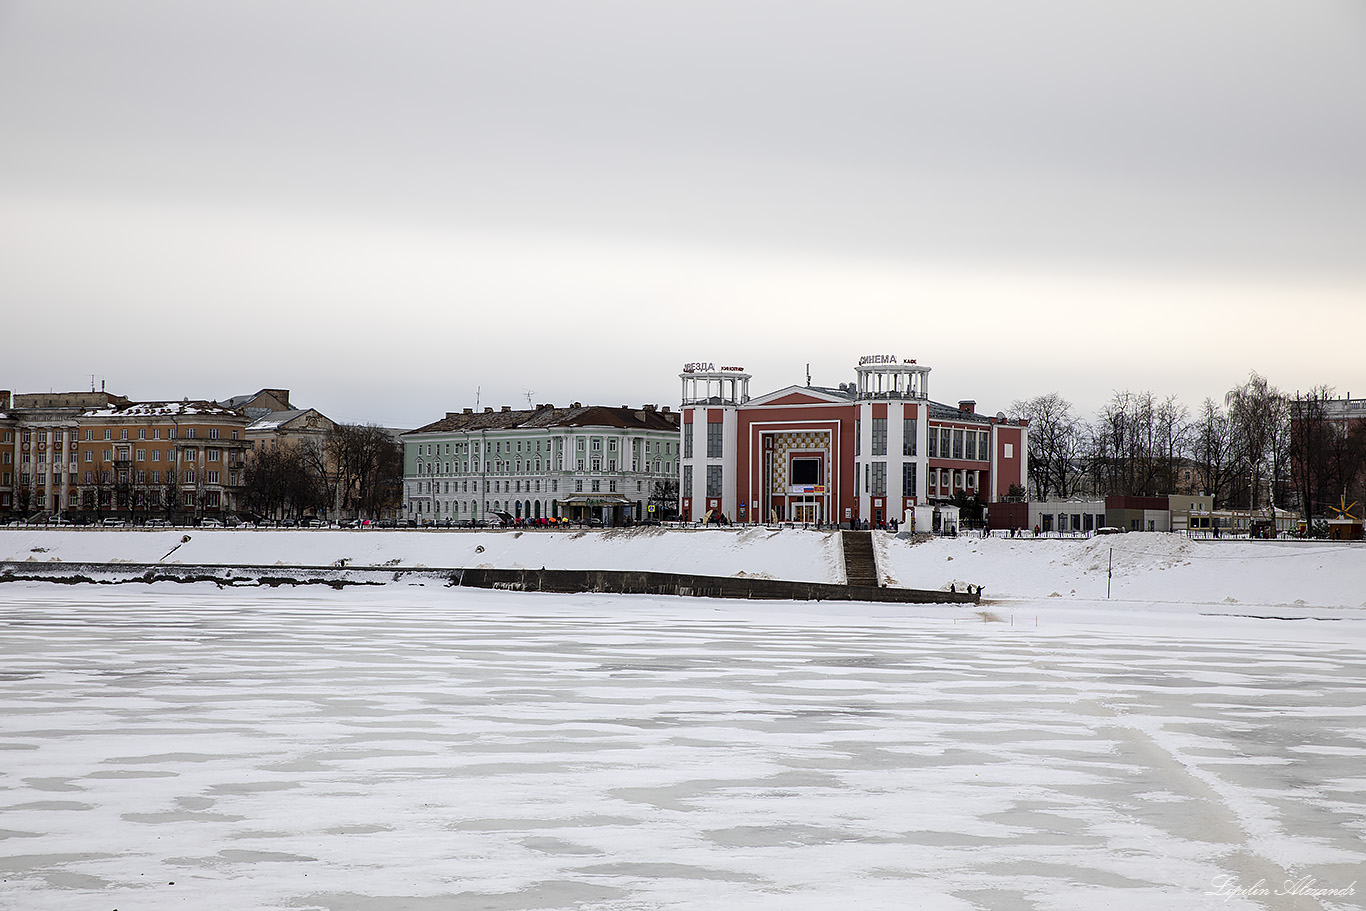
[{"x1": 678, "y1": 357, "x2": 1028, "y2": 526}]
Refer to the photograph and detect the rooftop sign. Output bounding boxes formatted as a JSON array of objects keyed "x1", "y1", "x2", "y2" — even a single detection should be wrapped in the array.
[
  {"x1": 683, "y1": 363, "x2": 747, "y2": 373},
  {"x1": 858, "y1": 355, "x2": 917, "y2": 366}
]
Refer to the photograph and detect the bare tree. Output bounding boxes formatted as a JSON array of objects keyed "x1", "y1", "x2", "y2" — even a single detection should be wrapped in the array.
[
  {"x1": 1192, "y1": 398, "x2": 1237, "y2": 505},
  {"x1": 1225, "y1": 372, "x2": 1283, "y2": 509},
  {"x1": 1011, "y1": 393, "x2": 1084, "y2": 501},
  {"x1": 327, "y1": 425, "x2": 402, "y2": 520}
]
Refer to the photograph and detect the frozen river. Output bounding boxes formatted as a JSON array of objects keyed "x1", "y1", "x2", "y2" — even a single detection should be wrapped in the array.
[{"x1": 2, "y1": 584, "x2": 1364, "y2": 910}]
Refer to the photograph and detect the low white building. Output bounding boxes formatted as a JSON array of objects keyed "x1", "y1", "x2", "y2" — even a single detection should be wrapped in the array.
[{"x1": 402, "y1": 403, "x2": 680, "y2": 525}]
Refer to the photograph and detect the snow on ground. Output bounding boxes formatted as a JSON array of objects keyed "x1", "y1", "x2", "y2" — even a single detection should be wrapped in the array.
[
  {"x1": 879, "y1": 534, "x2": 1366, "y2": 609},
  {"x1": 2, "y1": 584, "x2": 1365, "y2": 911},
  {"x1": 0, "y1": 527, "x2": 844, "y2": 584}
]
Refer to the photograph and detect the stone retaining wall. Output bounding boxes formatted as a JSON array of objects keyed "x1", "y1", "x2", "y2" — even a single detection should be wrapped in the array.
[{"x1": 0, "y1": 562, "x2": 979, "y2": 604}]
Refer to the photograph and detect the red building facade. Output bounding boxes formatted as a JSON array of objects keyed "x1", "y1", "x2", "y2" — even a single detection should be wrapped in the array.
[{"x1": 679, "y1": 357, "x2": 1027, "y2": 526}]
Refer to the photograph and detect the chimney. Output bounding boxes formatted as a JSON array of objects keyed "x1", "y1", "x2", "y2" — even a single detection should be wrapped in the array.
[
  {"x1": 484, "y1": 407, "x2": 493, "y2": 414},
  {"x1": 463, "y1": 408, "x2": 473, "y2": 414},
  {"x1": 661, "y1": 406, "x2": 671, "y2": 413},
  {"x1": 643, "y1": 403, "x2": 656, "y2": 411},
  {"x1": 501, "y1": 405, "x2": 511, "y2": 412},
  {"x1": 959, "y1": 400, "x2": 976, "y2": 414},
  {"x1": 0, "y1": 390, "x2": 9, "y2": 410},
  {"x1": 572, "y1": 402, "x2": 581, "y2": 408}
]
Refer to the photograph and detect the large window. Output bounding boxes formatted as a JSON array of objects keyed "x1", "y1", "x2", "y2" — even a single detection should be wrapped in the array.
[
  {"x1": 979, "y1": 431, "x2": 990, "y2": 461},
  {"x1": 683, "y1": 424, "x2": 693, "y2": 458},
  {"x1": 871, "y1": 418, "x2": 887, "y2": 456},
  {"x1": 903, "y1": 418, "x2": 917, "y2": 456},
  {"x1": 706, "y1": 465, "x2": 722, "y2": 498},
  {"x1": 871, "y1": 461, "x2": 886, "y2": 496},
  {"x1": 854, "y1": 419, "x2": 861, "y2": 456},
  {"x1": 902, "y1": 461, "x2": 917, "y2": 494},
  {"x1": 682, "y1": 471, "x2": 692, "y2": 497},
  {"x1": 940, "y1": 428, "x2": 950, "y2": 459},
  {"x1": 790, "y1": 458, "x2": 821, "y2": 486},
  {"x1": 706, "y1": 422, "x2": 723, "y2": 458}
]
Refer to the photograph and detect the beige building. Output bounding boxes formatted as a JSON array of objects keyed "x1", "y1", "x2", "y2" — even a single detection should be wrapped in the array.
[{"x1": 0, "y1": 390, "x2": 251, "y2": 521}]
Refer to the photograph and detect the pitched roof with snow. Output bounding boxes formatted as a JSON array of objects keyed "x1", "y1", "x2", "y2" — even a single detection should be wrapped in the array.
[
  {"x1": 406, "y1": 405, "x2": 678, "y2": 437},
  {"x1": 82, "y1": 400, "x2": 245, "y2": 419}
]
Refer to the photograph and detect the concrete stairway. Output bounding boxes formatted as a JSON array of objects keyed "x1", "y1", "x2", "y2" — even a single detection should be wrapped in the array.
[{"x1": 840, "y1": 530, "x2": 879, "y2": 587}]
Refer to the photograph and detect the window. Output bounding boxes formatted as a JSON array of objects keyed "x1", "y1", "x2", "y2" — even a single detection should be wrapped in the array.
[
  {"x1": 84, "y1": 471, "x2": 92, "y2": 483},
  {"x1": 608, "y1": 439, "x2": 617, "y2": 452},
  {"x1": 706, "y1": 422, "x2": 723, "y2": 458},
  {"x1": 952, "y1": 429, "x2": 963, "y2": 460},
  {"x1": 103, "y1": 449, "x2": 112, "y2": 461},
  {"x1": 138, "y1": 429, "x2": 146, "y2": 440},
  {"x1": 137, "y1": 471, "x2": 146, "y2": 483},
  {"x1": 186, "y1": 428, "x2": 195, "y2": 439},
  {"x1": 1004, "y1": 443, "x2": 1013, "y2": 458},
  {"x1": 135, "y1": 450, "x2": 145, "y2": 461},
  {"x1": 85, "y1": 429, "x2": 93, "y2": 441},
  {"x1": 575, "y1": 480, "x2": 583, "y2": 492},
  {"x1": 609, "y1": 480, "x2": 617, "y2": 492},
  {"x1": 682, "y1": 471, "x2": 692, "y2": 497},
  {"x1": 871, "y1": 418, "x2": 887, "y2": 456},
  {"x1": 103, "y1": 430, "x2": 111, "y2": 440},
  {"x1": 964, "y1": 432, "x2": 975, "y2": 461},
  {"x1": 979, "y1": 432, "x2": 990, "y2": 461},
  {"x1": 591, "y1": 480, "x2": 600, "y2": 492},
  {"x1": 683, "y1": 424, "x2": 693, "y2": 458},
  {"x1": 184, "y1": 469, "x2": 196, "y2": 483},
  {"x1": 903, "y1": 418, "x2": 917, "y2": 456},
  {"x1": 230, "y1": 430, "x2": 238, "y2": 440},
  {"x1": 902, "y1": 462, "x2": 917, "y2": 493},
  {"x1": 153, "y1": 428, "x2": 161, "y2": 439},
  {"x1": 869, "y1": 461, "x2": 885, "y2": 495},
  {"x1": 121, "y1": 429, "x2": 128, "y2": 440},
  {"x1": 706, "y1": 465, "x2": 722, "y2": 498},
  {"x1": 183, "y1": 491, "x2": 196, "y2": 507},
  {"x1": 207, "y1": 471, "x2": 219, "y2": 484},
  {"x1": 854, "y1": 418, "x2": 861, "y2": 456},
  {"x1": 152, "y1": 450, "x2": 160, "y2": 462},
  {"x1": 608, "y1": 459, "x2": 616, "y2": 472},
  {"x1": 209, "y1": 428, "x2": 219, "y2": 440}
]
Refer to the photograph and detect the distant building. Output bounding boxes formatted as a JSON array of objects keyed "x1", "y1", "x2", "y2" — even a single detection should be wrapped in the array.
[
  {"x1": 676, "y1": 357, "x2": 1028, "y2": 526},
  {"x1": 0, "y1": 389, "x2": 250, "y2": 520},
  {"x1": 402, "y1": 403, "x2": 680, "y2": 525}
]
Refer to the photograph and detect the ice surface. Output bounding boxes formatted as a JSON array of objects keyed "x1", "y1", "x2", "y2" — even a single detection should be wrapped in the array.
[{"x1": 2, "y1": 584, "x2": 1364, "y2": 910}]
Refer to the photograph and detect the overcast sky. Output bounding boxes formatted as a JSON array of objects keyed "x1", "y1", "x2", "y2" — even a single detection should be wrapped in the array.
[{"x1": 2, "y1": 0, "x2": 1363, "y2": 428}]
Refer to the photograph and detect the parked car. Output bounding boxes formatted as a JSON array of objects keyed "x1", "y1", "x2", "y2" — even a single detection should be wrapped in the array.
[
  {"x1": 101, "y1": 517, "x2": 126, "y2": 527},
  {"x1": 199, "y1": 518, "x2": 224, "y2": 528},
  {"x1": 145, "y1": 518, "x2": 171, "y2": 528}
]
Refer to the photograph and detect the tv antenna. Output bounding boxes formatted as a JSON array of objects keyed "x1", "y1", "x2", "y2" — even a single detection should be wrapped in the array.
[{"x1": 523, "y1": 389, "x2": 534, "y2": 409}]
